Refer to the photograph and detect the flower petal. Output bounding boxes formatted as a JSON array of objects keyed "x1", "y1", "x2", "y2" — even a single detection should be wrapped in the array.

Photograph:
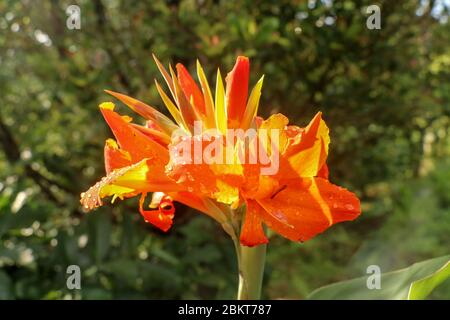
[
  {"x1": 104, "y1": 90, "x2": 178, "y2": 134},
  {"x1": 130, "y1": 123, "x2": 171, "y2": 146},
  {"x1": 240, "y1": 75, "x2": 264, "y2": 130},
  {"x1": 166, "y1": 134, "x2": 244, "y2": 206},
  {"x1": 278, "y1": 112, "x2": 330, "y2": 178},
  {"x1": 256, "y1": 177, "x2": 360, "y2": 242},
  {"x1": 196, "y1": 60, "x2": 216, "y2": 129},
  {"x1": 80, "y1": 159, "x2": 183, "y2": 211},
  {"x1": 317, "y1": 163, "x2": 329, "y2": 179},
  {"x1": 226, "y1": 56, "x2": 249, "y2": 128},
  {"x1": 139, "y1": 193, "x2": 174, "y2": 232},
  {"x1": 104, "y1": 139, "x2": 132, "y2": 174},
  {"x1": 99, "y1": 104, "x2": 169, "y2": 165},
  {"x1": 176, "y1": 63, "x2": 206, "y2": 115},
  {"x1": 169, "y1": 65, "x2": 199, "y2": 130},
  {"x1": 214, "y1": 68, "x2": 227, "y2": 134},
  {"x1": 154, "y1": 79, "x2": 188, "y2": 131},
  {"x1": 258, "y1": 113, "x2": 289, "y2": 155},
  {"x1": 152, "y1": 53, "x2": 177, "y2": 99},
  {"x1": 240, "y1": 199, "x2": 269, "y2": 247}
]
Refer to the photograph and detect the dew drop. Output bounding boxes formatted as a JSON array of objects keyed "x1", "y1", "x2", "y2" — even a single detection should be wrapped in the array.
[
  {"x1": 273, "y1": 210, "x2": 288, "y2": 223},
  {"x1": 345, "y1": 204, "x2": 354, "y2": 211}
]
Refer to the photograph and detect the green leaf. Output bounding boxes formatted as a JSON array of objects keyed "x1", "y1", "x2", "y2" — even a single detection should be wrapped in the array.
[
  {"x1": 408, "y1": 260, "x2": 450, "y2": 300},
  {"x1": 308, "y1": 255, "x2": 450, "y2": 300}
]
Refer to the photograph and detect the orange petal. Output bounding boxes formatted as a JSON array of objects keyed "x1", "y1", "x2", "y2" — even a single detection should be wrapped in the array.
[
  {"x1": 100, "y1": 106, "x2": 169, "y2": 165},
  {"x1": 139, "y1": 193, "x2": 174, "y2": 232},
  {"x1": 176, "y1": 63, "x2": 206, "y2": 115},
  {"x1": 278, "y1": 112, "x2": 330, "y2": 178},
  {"x1": 169, "y1": 65, "x2": 199, "y2": 130},
  {"x1": 257, "y1": 177, "x2": 360, "y2": 242},
  {"x1": 166, "y1": 136, "x2": 218, "y2": 194},
  {"x1": 104, "y1": 139, "x2": 132, "y2": 174},
  {"x1": 130, "y1": 123, "x2": 171, "y2": 146},
  {"x1": 166, "y1": 134, "x2": 245, "y2": 206},
  {"x1": 104, "y1": 90, "x2": 178, "y2": 134},
  {"x1": 170, "y1": 191, "x2": 212, "y2": 216},
  {"x1": 317, "y1": 163, "x2": 329, "y2": 179},
  {"x1": 226, "y1": 56, "x2": 249, "y2": 128},
  {"x1": 258, "y1": 113, "x2": 289, "y2": 156},
  {"x1": 240, "y1": 199, "x2": 269, "y2": 247},
  {"x1": 239, "y1": 114, "x2": 288, "y2": 193}
]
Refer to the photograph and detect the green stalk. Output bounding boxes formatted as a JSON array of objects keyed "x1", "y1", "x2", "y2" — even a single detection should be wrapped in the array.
[{"x1": 235, "y1": 242, "x2": 267, "y2": 300}]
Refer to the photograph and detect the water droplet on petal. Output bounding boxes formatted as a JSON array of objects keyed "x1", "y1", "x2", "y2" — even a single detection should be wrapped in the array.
[{"x1": 273, "y1": 210, "x2": 288, "y2": 223}]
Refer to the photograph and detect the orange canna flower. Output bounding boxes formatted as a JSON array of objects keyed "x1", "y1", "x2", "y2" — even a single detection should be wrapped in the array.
[{"x1": 80, "y1": 55, "x2": 361, "y2": 246}]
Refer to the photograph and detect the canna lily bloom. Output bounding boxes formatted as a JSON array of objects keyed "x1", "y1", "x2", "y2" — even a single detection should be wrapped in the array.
[{"x1": 80, "y1": 55, "x2": 361, "y2": 247}]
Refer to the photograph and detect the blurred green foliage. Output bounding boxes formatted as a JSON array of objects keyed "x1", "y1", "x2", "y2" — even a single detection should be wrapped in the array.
[{"x1": 0, "y1": 0, "x2": 449, "y2": 299}]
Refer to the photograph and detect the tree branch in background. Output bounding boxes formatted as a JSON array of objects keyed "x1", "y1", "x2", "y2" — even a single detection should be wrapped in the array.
[{"x1": 0, "y1": 112, "x2": 72, "y2": 206}]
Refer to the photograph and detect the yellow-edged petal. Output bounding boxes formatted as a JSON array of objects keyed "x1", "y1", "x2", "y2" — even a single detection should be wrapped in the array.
[
  {"x1": 240, "y1": 75, "x2": 264, "y2": 130},
  {"x1": 196, "y1": 60, "x2": 216, "y2": 129}
]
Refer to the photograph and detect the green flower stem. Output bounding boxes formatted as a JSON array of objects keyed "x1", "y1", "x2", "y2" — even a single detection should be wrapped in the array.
[{"x1": 236, "y1": 243, "x2": 267, "y2": 300}]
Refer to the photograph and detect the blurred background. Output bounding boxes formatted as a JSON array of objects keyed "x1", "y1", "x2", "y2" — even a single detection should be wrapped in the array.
[{"x1": 0, "y1": 0, "x2": 449, "y2": 299}]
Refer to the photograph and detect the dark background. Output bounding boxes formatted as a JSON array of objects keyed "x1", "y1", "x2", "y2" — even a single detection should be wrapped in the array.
[{"x1": 0, "y1": 0, "x2": 449, "y2": 299}]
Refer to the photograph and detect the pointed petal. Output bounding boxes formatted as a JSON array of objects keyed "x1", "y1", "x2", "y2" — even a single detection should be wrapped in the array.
[
  {"x1": 240, "y1": 199, "x2": 269, "y2": 247},
  {"x1": 169, "y1": 66, "x2": 199, "y2": 130},
  {"x1": 154, "y1": 79, "x2": 188, "y2": 131},
  {"x1": 152, "y1": 53, "x2": 176, "y2": 99},
  {"x1": 104, "y1": 90, "x2": 178, "y2": 134},
  {"x1": 99, "y1": 103, "x2": 169, "y2": 164},
  {"x1": 240, "y1": 75, "x2": 264, "y2": 130},
  {"x1": 176, "y1": 63, "x2": 206, "y2": 115},
  {"x1": 196, "y1": 60, "x2": 216, "y2": 129},
  {"x1": 257, "y1": 177, "x2": 361, "y2": 242},
  {"x1": 226, "y1": 56, "x2": 249, "y2": 128},
  {"x1": 214, "y1": 68, "x2": 227, "y2": 134},
  {"x1": 130, "y1": 123, "x2": 171, "y2": 146},
  {"x1": 317, "y1": 163, "x2": 329, "y2": 179}
]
